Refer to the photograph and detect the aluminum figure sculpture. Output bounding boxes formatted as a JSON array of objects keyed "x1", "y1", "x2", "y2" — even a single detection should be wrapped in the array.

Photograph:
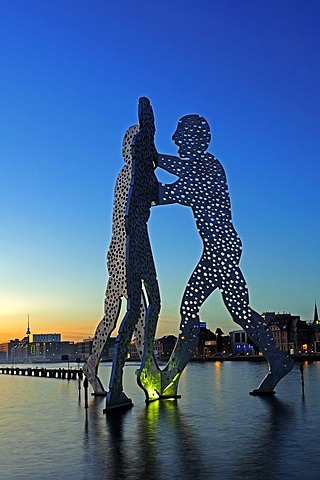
[
  {"x1": 83, "y1": 125, "x2": 148, "y2": 395},
  {"x1": 86, "y1": 98, "x2": 294, "y2": 409},
  {"x1": 105, "y1": 97, "x2": 161, "y2": 410},
  {"x1": 154, "y1": 114, "x2": 294, "y2": 397}
]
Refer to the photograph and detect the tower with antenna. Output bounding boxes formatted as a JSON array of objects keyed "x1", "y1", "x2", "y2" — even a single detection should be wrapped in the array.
[{"x1": 26, "y1": 314, "x2": 31, "y2": 341}]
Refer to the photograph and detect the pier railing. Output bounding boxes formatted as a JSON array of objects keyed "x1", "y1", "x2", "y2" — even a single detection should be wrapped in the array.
[{"x1": 0, "y1": 366, "x2": 83, "y2": 380}]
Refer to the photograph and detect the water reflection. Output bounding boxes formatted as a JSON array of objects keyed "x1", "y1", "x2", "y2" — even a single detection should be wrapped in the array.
[
  {"x1": 82, "y1": 394, "x2": 300, "y2": 480},
  {"x1": 3, "y1": 362, "x2": 319, "y2": 479},
  {"x1": 105, "y1": 409, "x2": 134, "y2": 479},
  {"x1": 230, "y1": 397, "x2": 295, "y2": 479},
  {"x1": 82, "y1": 397, "x2": 212, "y2": 480},
  {"x1": 81, "y1": 364, "x2": 304, "y2": 480},
  {"x1": 213, "y1": 361, "x2": 222, "y2": 392},
  {"x1": 136, "y1": 400, "x2": 212, "y2": 479},
  {"x1": 82, "y1": 396, "x2": 134, "y2": 479}
]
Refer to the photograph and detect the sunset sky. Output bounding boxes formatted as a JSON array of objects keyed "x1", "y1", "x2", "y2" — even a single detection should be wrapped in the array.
[{"x1": 1, "y1": 1, "x2": 319, "y2": 343}]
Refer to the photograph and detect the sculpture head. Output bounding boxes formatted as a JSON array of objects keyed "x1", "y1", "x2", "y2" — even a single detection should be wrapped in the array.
[
  {"x1": 172, "y1": 115, "x2": 211, "y2": 158},
  {"x1": 138, "y1": 96, "x2": 155, "y2": 135},
  {"x1": 122, "y1": 125, "x2": 139, "y2": 164}
]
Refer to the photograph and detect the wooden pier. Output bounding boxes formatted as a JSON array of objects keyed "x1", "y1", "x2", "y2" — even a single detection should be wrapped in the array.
[{"x1": 0, "y1": 366, "x2": 83, "y2": 380}]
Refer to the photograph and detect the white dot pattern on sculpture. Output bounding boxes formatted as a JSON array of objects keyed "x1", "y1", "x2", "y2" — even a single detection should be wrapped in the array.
[
  {"x1": 107, "y1": 97, "x2": 161, "y2": 396},
  {"x1": 158, "y1": 115, "x2": 275, "y2": 373},
  {"x1": 83, "y1": 125, "x2": 147, "y2": 393}
]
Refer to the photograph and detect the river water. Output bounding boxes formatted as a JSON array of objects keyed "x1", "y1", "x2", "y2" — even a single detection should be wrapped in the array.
[{"x1": 0, "y1": 360, "x2": 319, "y2": 480}]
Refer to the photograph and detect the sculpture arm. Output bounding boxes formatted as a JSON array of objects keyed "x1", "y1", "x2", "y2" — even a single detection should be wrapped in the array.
[
  {"x1": 158, "y1": 181, "x2": 185, "y2": 205},
  {"x1": 157, "y1": 154, "x2": 185, "y2": 176}
]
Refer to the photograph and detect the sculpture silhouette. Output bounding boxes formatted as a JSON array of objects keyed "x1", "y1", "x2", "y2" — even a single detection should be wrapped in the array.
[
  {"x1": 156, "y1": 114, "x2": 294, "y2": 396},
  {"x1": 83, "y1": 125, "x2": 148, "y2": 395},
  {"x1": 86, "y1": 99, "x2": 294, "y2": 409},
  {"x1": 105, "y1": 97, "x2": 161, "y2": 410}
]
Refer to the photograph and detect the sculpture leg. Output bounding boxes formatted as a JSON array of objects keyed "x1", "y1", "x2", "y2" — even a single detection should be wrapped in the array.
[
  {"x1": 160, "y1": 259, "x2": 216, "y2": 397},
  {"x1": 221, "y1": 267, "x2": 294, "y2": 394},
  {"x1": 247, "y1": 310, "x2": 294, "y2": 394},
  {"x1": 134, "y1": 293, "x2": 148, "y2": 360},
  {"x1": 83, "y1": 353, "x2": 106, "y2": 395},
  {"x1": 83, "y1": 278, "x2": 124, "y2": 395},
  {"x1": 105, "y1": 297, "x2": 141, "y2": 411},
  {"x1": 137, "y1": 268, "x2": 161, "y2": 402}
]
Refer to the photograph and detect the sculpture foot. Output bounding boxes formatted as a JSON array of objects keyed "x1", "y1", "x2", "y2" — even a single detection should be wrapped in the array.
[
  {"x1": 249, "y1": 389, "x2": 276, "y2": 396},
  {"x1": 250, "y1": 355, "x2": 294, "y2": 395},
  {"x1": 137, "y1": 365, "x2": 162, "y2": 403},
  {"x1": 104, "y1": 390, "x2": 133, "y2": 413},
  {"x1": 160, "y1": 368, "x2": 181, "y2": 398},
  {"x1": 83, "y1": 360, "x2": 106, "y2": 396},
  {"x1": 137, "y1": 358, "x2": 182, "y2": 401}
]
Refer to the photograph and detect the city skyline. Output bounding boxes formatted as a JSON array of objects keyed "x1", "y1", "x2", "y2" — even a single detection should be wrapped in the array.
[
  {"x1": 4, "y1": 304, "x2": 319, "y2": 345},
  {"x1": 1, "y1": 1, "x2": 319, "y2": 343}
]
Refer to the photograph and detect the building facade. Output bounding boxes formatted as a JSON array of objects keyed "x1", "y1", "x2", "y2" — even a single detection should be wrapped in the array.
[
  {"x1": 263, "y1": 312, "x2": 314, "y2": 354},
  {"x1": 229, "y1": 330, "x2": 256, "y2": 355}
]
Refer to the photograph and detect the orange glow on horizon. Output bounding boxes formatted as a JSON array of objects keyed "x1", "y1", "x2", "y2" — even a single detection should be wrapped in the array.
[{"x1": 0, "y1": 312, "x2": 180, "y2": 344}]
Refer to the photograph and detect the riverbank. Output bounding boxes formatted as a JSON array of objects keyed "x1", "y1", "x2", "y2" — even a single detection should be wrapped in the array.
[
  {"x1": 190, "y1": 353, "x2": 320, "y2": 362},
  {"x1": 2, "y1": 353, "x2": 319, "y2": 369}
]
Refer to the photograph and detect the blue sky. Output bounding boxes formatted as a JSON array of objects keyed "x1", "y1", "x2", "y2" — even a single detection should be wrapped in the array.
[{"x1": 0, "y1": 0, "x2": 319, "y2": 342}]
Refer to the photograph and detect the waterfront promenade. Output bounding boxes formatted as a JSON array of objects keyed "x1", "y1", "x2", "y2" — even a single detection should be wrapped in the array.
[
  {"x1": 190, "y1": 353, "x2": 320, "y2": 362},
  {"x1": 1, "y1": 353, "x2": 319, "y2": 379}
]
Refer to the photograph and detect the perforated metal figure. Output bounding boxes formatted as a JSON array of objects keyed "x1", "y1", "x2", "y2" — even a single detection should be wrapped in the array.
[
  {"x1": 83, "y1": 125, "x2": 148, "y2": 395},
  {"x1": 157, "y1": 115, "x2": 294, "y2": 396},
  {"x1": 105, "y1": 97, "x2": 161, "y2": 410}
]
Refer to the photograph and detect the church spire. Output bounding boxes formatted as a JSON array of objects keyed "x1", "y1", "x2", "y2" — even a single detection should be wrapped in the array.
[{"x1": 313, "y1": 303, "x2": 319, "y2": 325}]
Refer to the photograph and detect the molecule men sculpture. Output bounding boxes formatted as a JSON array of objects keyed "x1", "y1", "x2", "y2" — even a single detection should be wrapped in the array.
[{"x1": 84, "y1": 97, "x2": 294, "y2": 412}]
